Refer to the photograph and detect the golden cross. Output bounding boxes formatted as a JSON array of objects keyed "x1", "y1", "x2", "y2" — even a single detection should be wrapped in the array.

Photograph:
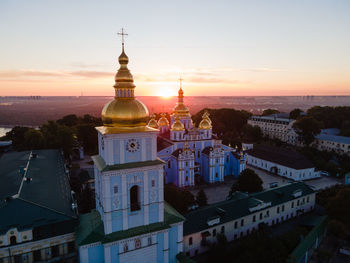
[
  {"x1": 117, "y1": 28, "x2": 128, "y2": 46},
  {"x1": 179, "y1": 77, "x2": 183, "y2": 88}
]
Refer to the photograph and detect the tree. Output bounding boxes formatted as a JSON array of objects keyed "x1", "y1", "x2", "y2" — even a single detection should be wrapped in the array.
[
  {"x1": 327, "y1": 188, "x2": 350, "y2": 223},
  {"x1": 4, "y1": 126, "x2": 31, "y2": 150},
  {"x1": 289, "y1": 108, "x2": 303, "y2": 119},
  {"x1": 164, "y1": 184, "x2": 195, "y2": 214},
  {"x1": 24, "y1": 129, "x2": 45, "y2": 149},
  {"x1": 231, "y1": 168, "x2": 263, "y2": 193},
  {"x1": 293, "y1": 116, "x2": 322, "y2": 145},
  {"x1": 262, "y1": 109, "x2": 280, "y2": 116},
  {"x1": 78, "y1": 185, "x2": 95, "y2": 214},
  {"x1": 57, "y1": 114, "x2": 79, "y2": 127},
  {"x1": 328, "y1": 220, "x2": 347, "y2": 238},
  {"x1": 196, "y1": 189, "x2": 208, "y2": 207},
  {"x1": 242, "y1": 124, "x2": 262, "y2": 142}
]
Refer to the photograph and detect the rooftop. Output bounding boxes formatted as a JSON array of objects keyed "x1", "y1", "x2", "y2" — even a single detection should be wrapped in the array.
[
  {"x1": 0, "y1": 149, "x2": 77, "y2": 234},
  {"x1": 246, "y1": 145, "x2": 315, "y2": 170},
  {"x1": 183, "y1": 182, "x2": 314, "y2": 235},
  {"x1": 75, "y1": 202, "x2": 185, "y2": 246},
  {"x1": 316, "y1": 133, "x2": 350, "y2": 145}
]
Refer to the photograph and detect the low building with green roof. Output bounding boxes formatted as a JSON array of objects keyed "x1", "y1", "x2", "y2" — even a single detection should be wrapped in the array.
[
  {"x1": 182, "y1": 182, "x2": 316, "y2": 258},
  {"x1": 0, "y1": 149, "x2": 78, "y2": 263}
]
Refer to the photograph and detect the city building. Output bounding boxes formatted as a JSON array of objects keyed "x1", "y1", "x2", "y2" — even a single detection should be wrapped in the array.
[
  {"x1": 246, "y1": 145, "x2": 320, "y2": 181},
  {"x1": 150, "y1": 86, "x2": 245, "y2": 187},
  {"x1": 313, "y1": 129, "x2": 350, "y2": 156},
  {"x1": 0, "y1": 150, "x2": 78, "y2": 263},
  {"x1": 248, "y1": 114, "x2": 296, "y2": 143},
  {"x1": 75, "y1": 41, "x2": 185, "y2": 263},
  {"x1": 183, "y1": 182, "x2": 316, "y2": 257}
]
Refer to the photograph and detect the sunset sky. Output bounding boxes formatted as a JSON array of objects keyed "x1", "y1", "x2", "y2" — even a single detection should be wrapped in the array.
[{"x1": 1, "y1": 0, "x2": 350, "y2": 96}]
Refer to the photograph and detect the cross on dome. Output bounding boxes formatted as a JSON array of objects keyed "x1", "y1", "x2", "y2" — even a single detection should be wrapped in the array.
[{"x1": 117, "y1": 28, "x2": 128, "y2": 48}]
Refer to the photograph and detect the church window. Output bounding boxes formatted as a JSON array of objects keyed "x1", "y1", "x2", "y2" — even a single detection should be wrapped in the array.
[
  {"x1": 221, "y1": 226, "x2": 225, "y2": 234},
  {"x1": 226, "y1": 155, "x2": 229, "y2": 162},
  {"x1": 198, "y1": 151, "x2": 200, "y2": 158},
  {"x1": 186, "y1": 161, "x2": 188, "y2": 166},
  {"x1": 124, "y1": 243, "x2": 128, "y2": 252},
  {"x1": 135, "y1": 238, "x2": 141, "y2": 249},
  {"x1": 215, "y1": 173, "x2": 218, "y2": 178},
  {"x1": 10, "y1": 236, "x2": 16, "y2": 245},
  {"x1": 185, "y1": 176, "x2": 188, "y2": 182},
  {"x1": 113, "y1": 185, "x2": 118, "y2": 194},
  {"x1": 189, "y1": 237, "x2": 193, "y2": 245},
  {"x1": 130, "y1": 185, "x2": 140, "y2": 211},
  {"x1": 213, "y1": 229, "x2": 216, "y2": 236},
  {"x1": 216, "y1": 158, "x2": 219, "y2": 163},
  {"x1": 151, "y1": 179, "x2": 155, "y2": 187}
]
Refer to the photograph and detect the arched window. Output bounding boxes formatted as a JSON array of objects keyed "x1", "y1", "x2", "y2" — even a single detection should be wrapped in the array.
[
  {"x1": 10, "y1": 236, "x2": 17, "y2": 245},
  {"x1": 130, "y1": 185, "x2": 140, "y2": 211}
]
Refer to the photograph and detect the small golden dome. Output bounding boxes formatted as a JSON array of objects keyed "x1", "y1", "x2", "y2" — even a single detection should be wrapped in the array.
[
  {"x1": 199, "y1": 118, "x2": 212, "y2": 129},
  {"x1": 173, "y1": 86, "x2": 190, "y2": 117},
  {"x1": 158, "y1": 113, "x2": 169, "y2": 127},
  {"x1": 148, "y1": 114, "x2": 158, "y2": 129},
  {"x1": 171, "y1": 117, "x2": 185, "y2": 131},
  {"x1": 101, "y1": 43, "x2": 149, "y2": 128}
]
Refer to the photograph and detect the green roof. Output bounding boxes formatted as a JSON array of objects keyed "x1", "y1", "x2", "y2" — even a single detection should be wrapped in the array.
[
  {"x1": 76, "y1": 202, "x2": 184, "y2": 246},
  {"x1": 0, "y1": 149, "x2": 77, "y2": 234},
  {"x1": 184, "y1": 182, "x2": 315, "y2": 235},
  {"x1": 287, "y1": 215, "x2": 328, "y2": 263},
  {"x1": 92, "y1": 155, "x2": 165, "y2": 172}
]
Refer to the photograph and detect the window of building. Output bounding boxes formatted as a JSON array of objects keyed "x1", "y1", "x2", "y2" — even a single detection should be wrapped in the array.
[
  {"x1": 216, "y1": 173, "x2": 218, "y2": 178},
  {"x1": 68, "y1": 241, "x2": 75, "y2": 253},
  {"x1": 135, "y1": 238, "x2": 141, "y2": 249},
  {"x1": 168, "y1": 161, "x2": 171, "y2": 168},
  {"x1": 189, "y1": 237, "x2": 193, "y2": 245},
  {"x1": 151, "y1": 179, "x2": 155, "y2": 187},
  {"x1": 185, "y1": 176, "x2": 188, "y2": 182},
  {"x1": 198, "y1": 151, "x2": 200, "y2": 158},
  {"x1": 282, "y1": 205, "x2": 285, "y2": 212},
  {"x1": 130, "y1": 185, "x2": 140, "y2": 211},
  {"x1": 33, "y1": 250, "x2": 41, "y2": 261},
  {"x1": 307, "y1": 196, "x2": 310, "y2": 203},
  {"x1": 297, "y1": 200, "x2": 300, "y2": 206},
  {"x1": 253, "y1": 215, "x2": 256, "y2": 222},
  {"x1": 234, "y1": 221, "x2": 238, "y2": 229},
  {"x1": 113, "y1": 185, "x2": 118, "y2": 194},
  {"x1": 52, "y1": 245, "x2": 59, "y2": 258},
  {"x1": 259, "y1": 213, "x2": 263, "y2": 220},
  {"x1": 226, "y1": 155, "x2": 229, "y2": 162},
  {"x1": 221, "y1": 226, "x2": 225, "y2": 234},
  {"x1": 10, "y1": 236, "x2": 16, "y2": 245},
  {"x1": 241, "y1": 219, "x2": 244, "y2": 227},
  {"x1": 186, "y1": 161, "x2": 188, "y2": 166},
  {"x1": 277, "y1": 207, "x2": 280, "y2": 213},
  {"x1": 124, "y1": 243, "x2": 128, "y2": 252},
  {"x1": 148, "y1": 237, "x2": 152, "y2": 246},
  {"x1": 291, "y1": 202, "x2": 294, "y2": 208},
  {"x1": 213, "y1": 229, "x2": 216, "y2": 236},
  {"x1": 266, "y1": 210, "x2": 270, "y2": 217}
]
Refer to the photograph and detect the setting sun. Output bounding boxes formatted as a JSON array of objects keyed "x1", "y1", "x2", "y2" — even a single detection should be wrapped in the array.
[{"x1": 157, "y1": 87, "x2": 175, "y2": 98}]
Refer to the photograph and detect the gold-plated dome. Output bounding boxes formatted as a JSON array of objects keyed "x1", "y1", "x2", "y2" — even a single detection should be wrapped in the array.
[
  {"x1": 158, "y1": 113, "x2": 169, "y2": 127},
  {"x1": 199, "y1": 118, "x2": 212, "y2": 129},
  {"x1": 199, "y1": 111, "x2": 212, "y2": 129},
  {"x1": 101, "y1": 43, "x2": 149, "y2": 128},
  {"x1": 173, "y1": 87, "x2": 190, "y2": 117},
  {"x1": 171, "y1": 117, "x2": 185, "y2": 131},
  {"x1": 148, "y1": 114, "x2": 158, "y2": 129}
]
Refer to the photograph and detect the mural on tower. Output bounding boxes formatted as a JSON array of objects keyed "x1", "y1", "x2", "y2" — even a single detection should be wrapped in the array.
[
  {"x1": 148, "y1": 83, "x2": 246, "y2": 187},
  {"x1": 75, "y1": 31, "x2": 185, "y2": 263}
]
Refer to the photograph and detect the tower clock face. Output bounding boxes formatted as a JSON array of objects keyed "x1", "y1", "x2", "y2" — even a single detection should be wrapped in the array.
[{"x1": 126, "y1": 138, "x2": 140, "y2": 153}]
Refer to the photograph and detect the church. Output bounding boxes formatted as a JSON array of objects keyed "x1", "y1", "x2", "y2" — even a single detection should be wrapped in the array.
[
  {"x1": 148, "y1": 85, "x2": 246, "y2": 187},
  {"x1": 75, "y1": 39, "x2": 184, "y2": 263}
]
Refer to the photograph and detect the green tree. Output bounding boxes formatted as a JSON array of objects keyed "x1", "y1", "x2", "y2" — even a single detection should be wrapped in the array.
[
  {"x1": 328, "y1": 220, "x2": 347, "y2": 238},
  {"x1": 327, "y1": 188, "x2": 350, "y2": 223},
  {"x1": 231, "y1": 168, "x2": 263, "y2": 194},
  {"x1": 242, "y1": 124, "x2": 262, "y2": 142},
  {"x1": 164, "y1": 184, "x2": 195, "y2": 214},
  {"x1": 262, "y1": 109, "x2": 280, "y2": 116},
  {"x1": 57, "y1": 114, "x2": 79, "y2": 127},
  {"x1": 3, "y1": 126, "x2": 31, "y2": 150},
  {"x1": 196, "y1": 189, "x2": 208, "y2": 207},
  {"x1": 24, "y1": 129, "x2": 45, "y2": 149},
  {"x1": 293, "y1": 116, "x2": 322, "y2": 145},
  {"x1": 289, "y1": 108, "x2": 303, "y2": 119}
]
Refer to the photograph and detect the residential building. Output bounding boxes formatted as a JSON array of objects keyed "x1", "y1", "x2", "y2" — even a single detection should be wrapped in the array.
[
  {"x1": 0, "y1": 150, "x2": 78, "y2": 263},
  {"x1": 246, "y1": 145, "x2": 320, "y2": 181},
  {"x1": 313, "y1": 129, "x2": 350, "y2": 156},
  {"x1": 183, "y1": 182, "x2": 315, "y2": 257}
]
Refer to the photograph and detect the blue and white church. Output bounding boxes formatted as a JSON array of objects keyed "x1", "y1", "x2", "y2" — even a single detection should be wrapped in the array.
[
  {"x1": 76, "y1": 41, "x2": 185, "y2": 263},
  {"x1": 148, "y1": 86, "x2": 246, "y2": 187}
]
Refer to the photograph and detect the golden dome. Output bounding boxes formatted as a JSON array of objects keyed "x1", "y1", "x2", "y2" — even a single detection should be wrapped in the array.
[
  {"x1": 173, "y1": 87, "x2": 190, "y2": 117},
  {"x1": 158, "y1": 113, "x2": 169, "y2": 127},
  {"x1": 101, "y1": 43, "x2": 149, "y2": 128},
  {"x1": 199, "y1": 118, "x2": 212, "y2": 129},
  {"x1": 171, "y1": 117, "x2": 185, "y2": 131},
  {"x1": 199, "y1": 111, "x2": 212, "y2": 129},
  {"x1": 148, "y1": 114, "x2": 158, "y2": 129}
]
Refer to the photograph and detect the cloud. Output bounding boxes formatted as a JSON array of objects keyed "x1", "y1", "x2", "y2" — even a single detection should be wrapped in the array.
[{"x1": 0, "y1": 70, "x2": 113, "y2": 79}]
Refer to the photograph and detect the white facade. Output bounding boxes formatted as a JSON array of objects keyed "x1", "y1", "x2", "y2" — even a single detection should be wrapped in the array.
[
  {"x1": 246, "y1": 154, "x2": 320, "y2": 181},
  {"x1": 248, "y1": 115, "x2": 295, "y2": 142}
]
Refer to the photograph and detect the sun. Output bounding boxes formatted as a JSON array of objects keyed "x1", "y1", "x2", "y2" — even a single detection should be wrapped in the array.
[{"x1": 157, "y1": 87, "x2": 174, "y2": 98}]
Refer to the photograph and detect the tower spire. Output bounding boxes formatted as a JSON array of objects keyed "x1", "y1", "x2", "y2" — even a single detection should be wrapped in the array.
[{"x1": 117, "y1": 28, "x2": 128, "y2": 51}]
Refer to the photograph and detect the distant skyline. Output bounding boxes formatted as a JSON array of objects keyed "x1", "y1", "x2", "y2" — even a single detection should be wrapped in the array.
[{"x1": 0, "y1": 0, "x2": 350, "y2": 96}]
